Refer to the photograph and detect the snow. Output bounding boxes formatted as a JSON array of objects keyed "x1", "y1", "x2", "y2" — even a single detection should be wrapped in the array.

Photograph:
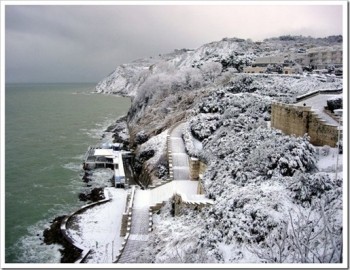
[
  {"x1": 136, "y1": 75, "x2": 343, "y2": 263},
  {"x1": 139, "y1": 129, "x2": 168, "y2": 167},
  {"x1": 94, "y1": 149, "x2": 114, "y2": 157},
  {"x1": 295, "y1": 93, "x2": 342, "y2": 126},
  {"x1": 94, "y1": 35, "x2": 343, "y2": 264},
  {"x1": 182, "y1": 121, "x2": 203, "y2": 157},
  {"x1": 133, "y1": 189, "x2": 150, "y2": 208},
  {"x1": 133, "y1": 181, "x2": 212, "y2": 208},
  {"x1": 66, "y1": 187, "x2": 127, "y2": 263},
  {"x1": 316, "y1": 146, "x2": 343, "y2": 173}
]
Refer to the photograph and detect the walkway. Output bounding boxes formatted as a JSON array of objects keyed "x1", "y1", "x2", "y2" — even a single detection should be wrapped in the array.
[
  {"x1": 117, "y1": 123, "x2": 192, "y2": 263},
  {"x1": 170, "y1": 123, "x2": 190, "y2": 180},
  {"x1": 295, "y1": 94, "x2": 341, "y2": 126},
  {"x1": 117, "y1": 122, "x2": 212, "y2": 263},
  {"x1": 66, "y1": 188, "x2": 127, "y2": 263},
  {"x1": 118, "y1": 189, "x2": 150, "y2": 263}
]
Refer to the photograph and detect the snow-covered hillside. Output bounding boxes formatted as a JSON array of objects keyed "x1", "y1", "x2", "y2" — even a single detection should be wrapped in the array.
[
  {"x1": 136, "y1": 78, "x2": 343, "y2": 264},
  {"x1": 96, "y1": 35, "x2": 343, "y2": 264},
  {"x1": 95, "y1": 35, "x2": 342, "y2": 97}
]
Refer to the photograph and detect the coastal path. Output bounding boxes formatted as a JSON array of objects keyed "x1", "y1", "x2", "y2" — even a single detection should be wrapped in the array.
[
  {"x1": 117, "y1": 122, "x2": 193, "y2": 263},
  {"x1": 117, "y1": 189, "x2": 150, "y2": 263},
  {"x1": 169, "y1": 122, "x2": 190, "y2": 180}
]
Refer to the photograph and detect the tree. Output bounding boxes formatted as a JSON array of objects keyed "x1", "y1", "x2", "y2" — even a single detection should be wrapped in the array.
[
  {"x1": 247, "y1": 199, "x2": 342, "y2": 263},
  {"x1": 200, "y1": 62, "x2": 223, "y2": 82}
]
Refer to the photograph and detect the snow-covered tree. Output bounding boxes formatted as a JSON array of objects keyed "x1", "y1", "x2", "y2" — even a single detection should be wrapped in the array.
[{"x1": 200, "y1": 62, "x2": 223, "y2": 82}]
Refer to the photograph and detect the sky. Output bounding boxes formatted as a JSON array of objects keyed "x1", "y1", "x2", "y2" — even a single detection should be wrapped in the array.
[{"x1": 4, "y1": 2, "x2": 344, "y2": 83}]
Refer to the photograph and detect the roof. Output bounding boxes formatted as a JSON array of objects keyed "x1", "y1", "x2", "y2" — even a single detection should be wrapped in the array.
[{"x1": 94, "y1": 149, "x2": 114, "y2": 157}]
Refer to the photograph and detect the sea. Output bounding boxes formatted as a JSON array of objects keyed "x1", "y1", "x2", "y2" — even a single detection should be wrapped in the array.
[{"x1": 4, "y1": 83, "x2": 131, "y2": 263}]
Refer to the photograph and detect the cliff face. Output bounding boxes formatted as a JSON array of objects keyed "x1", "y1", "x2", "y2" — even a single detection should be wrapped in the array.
[
  {"x1": 95, "y1": 37, "x2": 257, "y2": 96},
  {"x1": 95, "y1": 59, "x2": 155, "y2": 96}
]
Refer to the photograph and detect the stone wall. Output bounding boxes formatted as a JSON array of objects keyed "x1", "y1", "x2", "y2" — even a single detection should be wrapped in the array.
[
  {"x1": 307, "y1": 113, "x2": 339, "y2": 147},
  {"x1": 271, "y1": 102, "x2": 339, "y2": 147},
  {"x1": 188, "y1": 158, "x2": 207, "y2": 180},
  {"x1": 173, "y1": 193, "x2": 212, "y2": 216},
  {"x1": 199, "y1": 161, "x2": 207, "y2": 175},
  {"x1": 189, "y1": 157, "x2": 200, "y2": 180}
]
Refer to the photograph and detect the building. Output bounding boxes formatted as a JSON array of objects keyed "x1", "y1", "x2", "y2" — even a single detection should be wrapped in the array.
[
  {"x1": 244, "y1": 45, "x2": 342, "y2": 75},
  {"x1": 254, "y1": 55, "x2": 284, "y2": 66},
  {"x1": 293, "y1": 46, "x2": 343, "y2": 69},
  {"x1": 83, "y1": 143, "x2": 128, "y2": 188}
]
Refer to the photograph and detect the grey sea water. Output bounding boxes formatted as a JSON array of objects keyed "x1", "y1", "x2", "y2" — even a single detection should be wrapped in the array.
[{"x1": 5, "y1": 83, "x2": 130, "y2": 263}]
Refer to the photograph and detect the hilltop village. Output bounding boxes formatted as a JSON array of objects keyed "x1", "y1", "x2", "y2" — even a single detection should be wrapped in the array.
[{"x1": 50, "y1": 35, "x2": 343, "y2": 264}]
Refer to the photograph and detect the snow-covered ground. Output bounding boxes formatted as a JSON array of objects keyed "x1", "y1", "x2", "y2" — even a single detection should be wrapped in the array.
[
  {"x1": 139, "y1": 129, "x2": 168, "y2": 168},
  {"x1": 66, "y1": 187, "x2": 127, "y2": 263},
  {"x1": 316, "y1": 146, "x2": 343, "y2": 174},
  {"x1": 133, "y1": 181, "x2": 212, "y2": 208}
]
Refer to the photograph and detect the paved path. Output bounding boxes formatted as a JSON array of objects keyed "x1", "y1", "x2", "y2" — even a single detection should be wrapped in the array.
[
  {"x1": 295, "y1": 94, "x2": 341, "y2": 126},
  {"x1": 118, "y1": 122, "x2": 192, "y2": 263},
  {"x1": 170, "y1": 123, "x2": 190, "y2": 180},
  {"x1": 118, "y1": 189, "x2": 150, "y2": 263}
]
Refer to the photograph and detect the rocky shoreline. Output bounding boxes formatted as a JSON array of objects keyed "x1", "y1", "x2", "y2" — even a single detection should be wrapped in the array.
[
  {"x1": 42, "y1": 115, "x2": 131, "y2": 263},
  {"x1": 43, "y1": 216, "x2": 81, "y2": 263}
]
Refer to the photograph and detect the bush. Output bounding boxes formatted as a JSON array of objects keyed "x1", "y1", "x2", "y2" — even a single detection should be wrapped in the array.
[{"x1": 327, "y1": 98, "x2": 342, "y2": 112}]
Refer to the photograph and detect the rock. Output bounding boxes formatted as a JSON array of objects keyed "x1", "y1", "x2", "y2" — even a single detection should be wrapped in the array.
[
  {"x1": 135, "y1": 130, "x2": 149, "y2": 145},
  {"x1": 139, "y1": 149, "x2": 155, "y2": 161},
  {"x1": 90, "y1": 188, "x2": 105, "y2": 202},
  {"x1": 78, "y1": 193, "x2": 88, "y2": 202},
  {"x1": 82, "y1": 170, "x2": 93, "y2": 183},
  {"x1": 43, "y1": 215, "x2": 82, "y2": 263},
  {"x1": 78, "y1": 188, "x2": 105, "y2": 203}
]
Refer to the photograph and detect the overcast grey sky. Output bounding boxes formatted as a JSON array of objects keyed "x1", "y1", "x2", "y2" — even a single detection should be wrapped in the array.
[{"x1": 5, "y1": 3, "x2": 344, "y2": 83}]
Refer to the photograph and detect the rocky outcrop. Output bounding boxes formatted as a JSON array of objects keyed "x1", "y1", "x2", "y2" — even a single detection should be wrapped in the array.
[
  {"x1": 43, "y1": 216, "x2": 82, "y2": 263},
  {"x1": 78, "y1": 187, "x2": 105, "y2": 202}
]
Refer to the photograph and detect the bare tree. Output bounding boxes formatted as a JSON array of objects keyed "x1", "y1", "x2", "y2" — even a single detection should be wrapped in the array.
[{"x1": 247, "y1": 199, "x2": 342, "y2": 263}]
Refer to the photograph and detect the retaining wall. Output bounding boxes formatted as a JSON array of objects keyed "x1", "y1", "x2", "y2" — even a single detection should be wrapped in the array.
[
  {"x1": 114, "y1": 186, "x2": 136, "y2": 263},
  {"x1": 173, "y1": 193, "x2": 213, "y2": 216},
  {"x1": 60, "y1": 189, "x2": 111, "y2": 263}
]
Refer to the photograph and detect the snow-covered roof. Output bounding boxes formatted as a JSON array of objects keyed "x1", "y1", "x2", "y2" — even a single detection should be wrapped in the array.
[{"x1": 94, "y1": 149, "x2": 114, "y2": 157}]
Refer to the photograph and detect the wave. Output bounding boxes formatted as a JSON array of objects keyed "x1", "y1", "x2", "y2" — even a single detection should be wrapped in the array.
[
  {"x1": 62, "y1": 162, "x2": 82, "y2": 172},
  {"x1": 71, "y1": 91, "x2": 92, "y2": 96},
  {"x1": 72, "y1": 154, "x2": 84, "y2": 160},
  {"x1": 84, "y1": 118, "x2": 116, "y2": 140},
  {"x1": 7, "y1": 216, "x2": 63, "y2": 263},
  {"x1": 84, "y1": 168, "x2": 114, "y2": 189}
]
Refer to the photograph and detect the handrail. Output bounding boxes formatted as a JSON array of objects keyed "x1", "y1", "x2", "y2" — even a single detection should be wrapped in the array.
[{"x1": 114, "y1": 185, "x2": 136, "y2": 263}]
